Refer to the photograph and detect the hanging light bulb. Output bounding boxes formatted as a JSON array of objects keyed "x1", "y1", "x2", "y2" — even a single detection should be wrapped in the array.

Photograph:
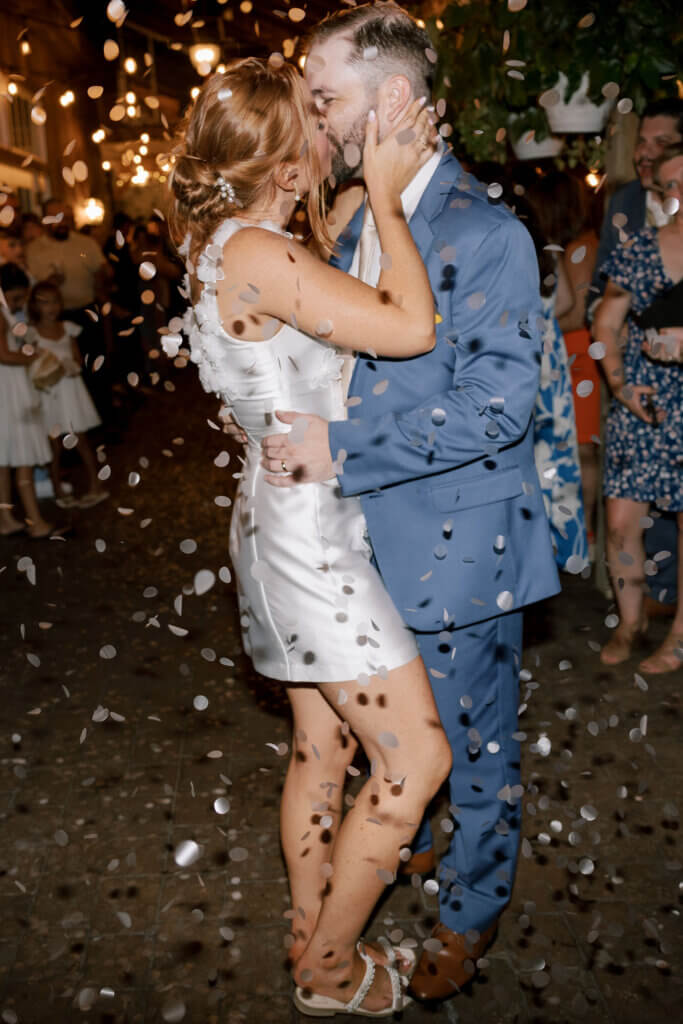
[
  {"x1": 125, "y1": 90, "x2": 136, "y2": 105},
  {"x1": 92, "y1": 128, "x2": 106, "y2": 143},
  {"x1": 20, "y1": 38, "x2": 31, "y2": 56},
  {"x1": 188, "y1": 43, "x2": 221, "y2": 76},
  {"x1": 102, "y1": 160, "x2": 112, "y2": 171},
  {"x1": 124, "y1": 57, "x2": 137, "y2": 75},
  {"x1": 140, "y1": 132, "x2": 150, "y2": 144},
  {"x1": 59, "y1": 90, "x2": 75, "y2": 107},
  {"x1": 8, "y1": 82, "x2": 18, "y2": 96}
]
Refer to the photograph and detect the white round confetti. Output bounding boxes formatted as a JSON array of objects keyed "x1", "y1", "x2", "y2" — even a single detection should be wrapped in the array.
[
  {"x1": 173, "y1": 840, "x2": 201, "y2": 867},
  {"x1": 219, "y1": 566, "x2": 232, "y2": 584},
  {"x1": 116, "y1": 911, "x2": 132, "y2": 928},
  {"x1": 588, "y1": 341, "x2": 605, "y2": 360},
  {"x1": 487, "y1": 182, "x2": 503, "y2": 200},
  {"x1": 214, "y1": 495, "x2": 231, "y2": 508},
  {"x1": 604, "y1": 614, "x2": 619, "y2": 629},
  {"x1": 219, "y1": 926, "x2": 235, "y2": 941},
  {"x1": 496, "y1": 590, "x2": 514, "y2": 612},
  {"x1": 99, "y1": 644, "x2": 117, "y2": 660},
  {"x1": 229, "y1": 846, "x2": 248, "y2": 862},
  {"x1": 467, "y1": 291, "x2": 486, "y2": 310},
  {"x1": 662, "y1": 197, "x2": 680, "y2": 217},
  {"x1": 576, "y1": 379, "x2": 594, "y2": 397},
  {"x1": 31, "y1": 106, "x2": 46, "y2": 126},
  {"x1": 214, "y1": 450, "x2": 230, "y2": 468},
  {"x1": 128, "y1": 471, "x2": 140, "y2": 486},
  {"x1": 77, "y1": 989, "x2": 98, "y2": 1011},
  {"x1": 565, "y1": 554, "x2": 586, "y2": 574},
  {"x1": 139, "y1": 261, "x2": 156, "y2": 281},
  {"x1": 363, "y1": 45, "x2": 378, "y2": 60},
  {"x1": 54, "y1": 829, "x2": 69, "y2": 847},
  {"x1": 107, "y1": 0, "x2": 126, "y2": 20},
  {"x1": 179, "y1": 538, "x2": 197, "y2": 554},
  {"x1": 161, "y1": 998, "x2": 186, "y2": 1023},
  {"x1": 95, "y1": 538, "x2": 106, "y2": 552},
  {"x1": 570, "y1": 245, "x2": 586, "y2": 264},
  {"x1": 218, "y1": 87, "x2": 233, "y2": 102},
  {"x1": 213, "y1": 797, "x2": 231, "y2": 815},
  {"x1": 431, "y1": 408, "x2": 446, "y2": 426},
  {"x1": 423, "y1": 879, "x2": 439, "y2": 895},
  {"x1": 617, "y1": 98, "x2": 633, "y2": 114},
  {"x1": 193, "y1": 695, "x2": 209, "y2": 711},
  {"x1": 98, "y1": 465, "x2": 111, "y2": 480},
  {"x1": 63, "y1": 432, "x2": 78, "y2": 450},
  {"x1": 343, "y1": 143, "x2": 361, "y2": 168},
  {"x1": 194, "y1": 570, "x2": 216, "y2": 596}
]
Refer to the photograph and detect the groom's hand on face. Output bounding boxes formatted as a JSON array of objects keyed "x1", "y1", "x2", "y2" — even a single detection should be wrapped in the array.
[{"x1": 261, "y1": 411, "x2": 334, "y2": 486}]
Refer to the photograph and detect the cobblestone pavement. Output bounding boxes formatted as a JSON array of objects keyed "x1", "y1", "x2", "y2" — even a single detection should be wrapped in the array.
[{"x1": 1, "y1": 370, "x2": 681, "y2": 1023}]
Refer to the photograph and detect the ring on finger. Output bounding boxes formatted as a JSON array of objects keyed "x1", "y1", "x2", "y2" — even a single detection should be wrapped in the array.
[{"x1": 281, "y1": 460, "x2": 288, "y2": 473}]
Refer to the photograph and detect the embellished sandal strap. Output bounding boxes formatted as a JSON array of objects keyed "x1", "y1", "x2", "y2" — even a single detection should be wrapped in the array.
[{"x1": 346, "y1": 944, "x2": 376, "y2": 1012}]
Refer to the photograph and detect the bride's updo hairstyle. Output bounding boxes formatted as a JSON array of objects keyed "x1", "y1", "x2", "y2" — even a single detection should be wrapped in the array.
[{"x1": 169, "y1": 56, "x2": 331, "y2": 260}]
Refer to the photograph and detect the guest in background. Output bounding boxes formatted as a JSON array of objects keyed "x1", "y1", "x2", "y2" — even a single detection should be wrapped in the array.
[
  {"x1": 592, "y1": 144, "x2": 683, "y2": 672},
  {"x1": 534, "y1": 171, "x2": 601, "y2": 550},
  {"x1": 0, "y1": 262, "x2": 54, "y2": 538},
  {"x1": 21, "y1": 213, "x2": 44, "y2": 247},
  {"x1": 26, "y1": 281, "x2": 107, "y2": 509},
  {"x1": 592, "y1": 98, "x2": 683, "y2": 611},
  {"x1": 25, "y1": 199, "x2": 114, "y2": 427},
  {"x1": 0, "y1": 229, "x2": 26, "y2": 269}
]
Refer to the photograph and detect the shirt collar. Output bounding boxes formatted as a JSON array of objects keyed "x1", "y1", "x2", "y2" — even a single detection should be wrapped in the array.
[{"x1": 363, "y1": 141, "x2": 445, "y2": 231}]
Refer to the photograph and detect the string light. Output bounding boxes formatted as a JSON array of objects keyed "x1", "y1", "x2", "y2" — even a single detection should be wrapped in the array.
[
  {"x1": 126, "y1": 105, "x2": 137, "y2": 117},
  {"x1": 585, "y1": 170, "x2": 600, "y2": 188},
  {"x1": 102, "y1": 160, "x2": 112, "y2": 171},
  {"x1": 92, "y1": 128, "x2": 106, "y2": 143},
  {"x1": 139, "y1": 145, "x2": 148, "y2": 155},
  {"x1": 125, "y1": 90, "x2": 136, "y2": 105},
  {"x1": 59, "y1": 90, "x2": 75, "y2": 107},
  {"x1": 124, "y1": 57, "x2": 137, "y2": 74},
  {"x1": 191, "y1": 86, "x2": 200, "y2": 100},
  {"x1": 8, "y1": 82, "x2": 18, "y2": 96},
  {"x1": 20, "y1": 39, "x2": 31, "y2": 56},
  {"x1": 140, "y1": 132, "x2": 150, "y2": 143}
]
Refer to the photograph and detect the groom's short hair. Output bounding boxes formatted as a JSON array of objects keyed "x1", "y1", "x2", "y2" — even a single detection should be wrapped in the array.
[{"x1": 307, "y1": 2, "x2": 435, "y2": 100}]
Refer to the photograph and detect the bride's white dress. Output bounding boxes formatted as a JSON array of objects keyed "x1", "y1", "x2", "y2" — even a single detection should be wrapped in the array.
[{"x1": 181, "y1": 217, "x2": 417, "y2": 682}]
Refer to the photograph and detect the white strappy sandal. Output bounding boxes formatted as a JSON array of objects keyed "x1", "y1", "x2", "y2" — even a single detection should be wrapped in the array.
[{"x1": 293, "y1": 941, "x2": 413, "y2": 1018}]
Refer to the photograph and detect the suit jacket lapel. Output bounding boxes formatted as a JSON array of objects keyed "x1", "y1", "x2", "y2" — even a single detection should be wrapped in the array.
[{"x1": 330, "y1": 202, "x2": 366, "y2": 272}]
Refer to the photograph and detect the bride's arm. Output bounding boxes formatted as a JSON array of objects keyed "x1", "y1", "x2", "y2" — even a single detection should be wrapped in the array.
[{"x1": 219, "y1": 100, "x2": 438, "y2": 358}]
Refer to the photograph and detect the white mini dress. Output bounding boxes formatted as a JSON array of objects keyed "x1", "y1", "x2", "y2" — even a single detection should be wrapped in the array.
[{"x1": 182, "y1": 218, "x2": 418, "y2": 683}]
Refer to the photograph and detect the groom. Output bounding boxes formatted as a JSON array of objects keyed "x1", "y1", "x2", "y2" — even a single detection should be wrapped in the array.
[{"x1": 260, "y1": 2, "x2": 560, "y2": 1002}]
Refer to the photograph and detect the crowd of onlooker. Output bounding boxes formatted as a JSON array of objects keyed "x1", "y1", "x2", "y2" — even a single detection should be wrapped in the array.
[
  {"x1": 1, "y1": 96, "x2": 681, "y2": 670},
  {"x1": 475, "y1": 96, "x2": 682, "y2": 674},
  {"x1": 0, "y1": 194, "x2": 184, "y2": 537}
]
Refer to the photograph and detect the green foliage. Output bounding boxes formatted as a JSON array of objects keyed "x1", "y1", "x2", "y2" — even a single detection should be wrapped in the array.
[{"x1": 430, "y1": 0, "x2": 682, "y2": 164}]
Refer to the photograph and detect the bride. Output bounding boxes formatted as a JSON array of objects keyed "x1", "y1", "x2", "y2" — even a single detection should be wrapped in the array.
[{"x1": 168, "y1": 56, "x2": 450, "y2": 1018}]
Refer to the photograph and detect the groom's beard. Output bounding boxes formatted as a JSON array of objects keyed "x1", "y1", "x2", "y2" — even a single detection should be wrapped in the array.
[{"x1": 328, "y1": 108, "x2": 371, "y2": 183}]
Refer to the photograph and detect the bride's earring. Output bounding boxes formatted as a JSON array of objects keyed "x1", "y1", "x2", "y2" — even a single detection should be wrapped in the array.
[{"x1": 294, "y1": 188, "x2": 301, "y2": 203}]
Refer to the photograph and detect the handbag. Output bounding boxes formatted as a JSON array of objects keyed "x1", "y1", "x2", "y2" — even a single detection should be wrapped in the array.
[
  {"x1": 28, "y1": 348, "x2": 65, "y2": 391},
  {"x1": 635, "y1": 278, "x2": 683, "y2": 330}
]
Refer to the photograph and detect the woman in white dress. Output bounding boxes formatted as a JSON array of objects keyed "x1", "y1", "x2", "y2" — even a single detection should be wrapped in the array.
[
  {"x1": 169, "y1": 58, "x2": 451, "y2": 1017},
  {"x1": 0, "y1": 262, "x2": 54, "y2": 538},
  {"x1": 26, "y1": 281, "x2": 108, "y2": 508}
]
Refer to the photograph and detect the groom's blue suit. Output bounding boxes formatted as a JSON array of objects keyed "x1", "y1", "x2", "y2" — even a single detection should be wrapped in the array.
[{"x1": 328, "y1": 151, "x2": 560, "y2": 934}]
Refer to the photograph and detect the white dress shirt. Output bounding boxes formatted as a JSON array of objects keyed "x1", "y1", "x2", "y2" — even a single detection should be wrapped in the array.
[{"x1": 340, "y1": 143, "x2": 444, "y2": 397}]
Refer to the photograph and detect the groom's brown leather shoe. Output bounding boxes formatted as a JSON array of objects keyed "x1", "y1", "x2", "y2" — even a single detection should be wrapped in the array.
[
  {"x1": 397, "y1": 847, "x2": 436, "y2": 876},
  {"x1": 408, "y1": 920, "x2": 498, "y2": 1001}
]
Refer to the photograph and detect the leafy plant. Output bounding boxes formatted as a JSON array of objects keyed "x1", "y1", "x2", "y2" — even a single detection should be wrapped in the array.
[{"x1": 429, "y1": 0, "x2": 681, "y2": 164}]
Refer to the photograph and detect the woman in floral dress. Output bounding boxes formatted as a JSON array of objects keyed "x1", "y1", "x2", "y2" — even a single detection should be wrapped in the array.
[{"x1": 593, "y1": 145, "x2": 683, "y2": 672}]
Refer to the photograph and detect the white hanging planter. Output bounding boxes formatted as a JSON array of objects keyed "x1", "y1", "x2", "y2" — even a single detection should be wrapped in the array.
[
  {"x1": 545, "y1": 72, "x2": 616, "y2": 134},
  {"x1": 510, "y1": 128, "x2": 565, "y2": 160}
]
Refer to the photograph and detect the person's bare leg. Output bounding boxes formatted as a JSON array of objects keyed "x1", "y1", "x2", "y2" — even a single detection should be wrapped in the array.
[
  {"x1": 16, "y1": 466, "x2": 53, "y2": 536},
  {"x1": 281, "y1": 685, "x2": 358, "y2": 966},
  {"x1": 76, "y1": 432, "x2": 103, "y2": 494},
  {"x1": 293, "y1": 656, "x2": 451, "y2": 1012},
  {"x1": 48, "y1": 437, "x2": 64, "y2": 498},
  {"x1": 639, "y1": 510, "x2": 683, "y2": 673},
  {"x1": 578, "y1": 442, "x2": 599, "y2": 540},
  {"x1": 0, "y1": 467, "x2": 24, "y2": 533},
  {"x1": 602, "y1": 497, "x2": 649, "y2": 664}
]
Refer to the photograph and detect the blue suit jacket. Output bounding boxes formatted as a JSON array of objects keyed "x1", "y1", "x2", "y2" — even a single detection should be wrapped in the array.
[{"x1": 328, "y1": 151, "x2": 560, "y2": 632}]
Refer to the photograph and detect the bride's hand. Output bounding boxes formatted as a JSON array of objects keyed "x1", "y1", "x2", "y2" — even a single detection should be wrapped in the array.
[{"x1": 363, "y1": 97, "x2": 438, "y2": 207}]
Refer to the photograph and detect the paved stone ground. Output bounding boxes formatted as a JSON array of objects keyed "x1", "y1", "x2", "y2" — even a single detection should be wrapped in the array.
[{"x1": 1, "y1": 368, "x2": 681, "y2": 1023}]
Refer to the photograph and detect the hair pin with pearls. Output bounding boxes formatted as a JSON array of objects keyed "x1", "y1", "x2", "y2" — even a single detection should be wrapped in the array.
[{"x1": 215, "y1": 175, "x2": 241, "y2": 206}]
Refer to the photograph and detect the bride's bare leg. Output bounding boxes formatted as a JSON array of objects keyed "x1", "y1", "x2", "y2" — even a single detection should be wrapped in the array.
[
  {"x1": 293, "y1": 656, "x2": 451, "y2": 1013},
  {"x1": 281, "y1": 684, "x2": 358, "y2": 965}
]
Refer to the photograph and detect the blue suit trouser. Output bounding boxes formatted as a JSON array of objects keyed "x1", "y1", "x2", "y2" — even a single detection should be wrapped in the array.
[{"x1": 411, "y1": 611, "x2": 524, "y2": 935}]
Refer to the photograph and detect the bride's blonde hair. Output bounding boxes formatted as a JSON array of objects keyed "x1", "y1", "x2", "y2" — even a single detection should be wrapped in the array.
[{"x1": 168, "y1": 56, "x2": 332, "y2": 261}]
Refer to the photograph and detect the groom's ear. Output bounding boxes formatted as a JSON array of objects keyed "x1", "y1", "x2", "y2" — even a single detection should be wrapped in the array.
[
  {"x1": 273, "y1": 162, "x2": 298, "y2": 194},
  {"x1": 377, "y1": 74, "x2": 412, "y2": 126}
]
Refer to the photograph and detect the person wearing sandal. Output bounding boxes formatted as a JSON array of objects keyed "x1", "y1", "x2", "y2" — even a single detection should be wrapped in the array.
[
  {"x1": 169, "y1": 54, "x2": 452, "y2": 1017},
  {"x1": 593, "y1": 144, "x2": 683, "y2": 674}
]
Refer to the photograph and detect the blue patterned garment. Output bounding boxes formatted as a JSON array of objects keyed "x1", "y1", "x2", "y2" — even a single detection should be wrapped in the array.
[
  {"x1": 602, "y1": 228, "x2": 682, "y2": 511},
  {"x1": 534, "y1": 293, "x2": 589, "y2": 570}
]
